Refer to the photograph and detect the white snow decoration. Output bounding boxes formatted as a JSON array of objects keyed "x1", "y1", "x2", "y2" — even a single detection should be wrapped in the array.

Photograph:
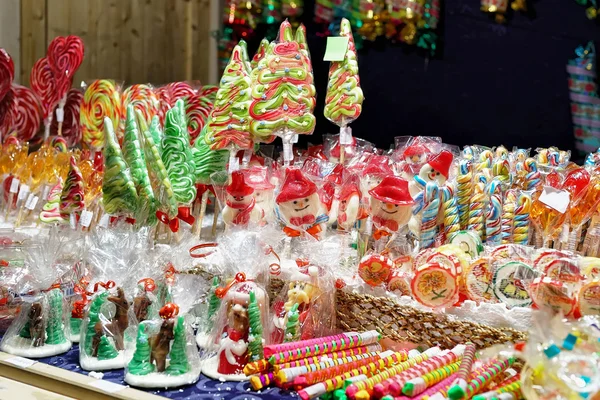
[{"x1": 0, "y1": 336, "x2": 71, "y2": 358}]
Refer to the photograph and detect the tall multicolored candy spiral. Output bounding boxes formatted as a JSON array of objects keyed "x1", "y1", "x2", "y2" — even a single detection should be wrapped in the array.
[
  {"x1": 420, "y1": 182, "x2": 440, "y2": 249},
  {"x1": 468, "y1": 175, "x2": 487, "y2": 240},
  {"x1": 457, "y1": 160, "x2": 473, "y2": 229},
  {"x1": 486, "y1": 179, "x2": 503, "y2": 245},
  {"x1": 441, "y1": 185, "x2": 460, "y2": 239},
  {"x1": 513, "y1": 192, "x2": 531, "y2": 245},
  {"x1": 501, "y1": 190, "x2": 517, "y2": 244},
  {"x1": 60, "y1": 156, "x2": 85, "y2": 220}
]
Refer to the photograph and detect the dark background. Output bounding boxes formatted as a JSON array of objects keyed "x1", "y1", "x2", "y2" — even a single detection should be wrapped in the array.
[{"x1": 246, "y1": 0, "x2": 600, "y2": 155}]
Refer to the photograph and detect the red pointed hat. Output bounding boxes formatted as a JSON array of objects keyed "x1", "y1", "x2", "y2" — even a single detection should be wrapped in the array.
[
  {"x1": 276, "y1": 169, "x2": 317, "y2": 203},
  {"x1": 369, "y1": 176, "x2": 414, "y2": 205},
  {"x1": 243, "y1": 167, "x2": 275, "y2": 190},
  {"x1": 326, "y1": 164, "x2": 345, "y2": 185},
  {"x1": 362, "y1": 155, "x2": 393, "y2": 177},
  {"x1": 427, "y1": 150, "x2": 453, "y2": 179},
  {"x1": 227, "y1": 171, "x2": 254, "y2": 197}
]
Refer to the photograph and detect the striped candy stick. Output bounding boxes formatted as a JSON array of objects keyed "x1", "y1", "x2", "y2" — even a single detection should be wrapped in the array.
[
  {"x1": 456, "y1": 159, "x2": 473, "y2": 229},
  {"x1": 472, "y1": 376, "x2": 521, "y2": 400},
  {"x1": 468, "y1": 174, "x2": 487, "y2": 240},
  {"x1": 501, "y1": 190, "x2": 517, "y2": 244},
  {"x1": 346, "y1": 348, "x2": 442, "y2": 400},
  {"x1": 485, "y1": 179, "x2": 503, "y2": 245},
  {"x1": 250, "y1": 372, "x2": 274, "y2": 390},
  {"x1": 420, "y1": 182, "x2": 440, "y2": 249},
  {"x1": 463, "y1": 358, "x2": 515, "y2": 398},
  {"x1": 387, "y1": 373, "x2": 457, "y2": 400},
  {"x1": 296, "y1": 351, "x2": 408, "y2": 399},
  {"x1": 441, "y1": 185, "x2": 461, "y2": 239},
  {"x1": 266, "y1": 330, "x2": 381, "y2": 364},
  {"x1": 406, "y1": 364, "x2": 491, "y2": 400},
  {"x1": 447, "y1": 342, "x2": 477, "y2": 399},
  {"x1": 273, "y1": 344, "x2": 382, "y2": 371},
  {"x1": 402, "y1": 360, "x2": 461, "y2": 396},
  {"x1": 244, "y1": 359, "x2": 271, "y2": 376}
]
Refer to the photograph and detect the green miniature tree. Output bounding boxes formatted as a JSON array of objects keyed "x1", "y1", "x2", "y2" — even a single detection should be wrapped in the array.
[
  {"x1": 45, "y1": 289, "x2": 66, "y2": 345},
  {"x1": 128, "y1": 324, "x2": 155, "y2": 375},
  {"x1": 70, "y1": 317, "x2": 81, "y2": 336},
  {"x1": 165, "y1": 316, "x2": 189, "y2": 375},
  {"x1": 59, "y1": 156, "x2": 85, "y2": 220},
  {"x1": 207, "y1": 277, "x2": 221, "y2": 321},
  {"x1": 193, "y1": 125, "x2": 228, "y2": 185},
  {"x1": 97, "y1": 335, "x2": 118, "y2": 360},
  {"x1": 102, "y1": 117, "x2": 139, "y2": 215},
  {"x1": 19, "y1": 320, "x2": 31, "y2": 338},
  {"x1": 122, "y1": 105, "x2": 157, "y2": 225},
  {"x1": 283, "y1": 303, "x2": 300, "y2": 343},
  {"x1": 161, "y1": 102, "x2": 197, "y2": 205},
  {"x1": 247, "y1": 291, "x2": 264, "y2": 361},
  {"x1": 84, "y1": 292, "x2": 109, "y2": 355}
]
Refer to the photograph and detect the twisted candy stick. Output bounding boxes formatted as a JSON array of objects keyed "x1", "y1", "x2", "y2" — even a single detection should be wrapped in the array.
[
  {"x1": 120, "y1": 84, "x2": 159, "y2": 135},
  {"x1": 501, "y1": 190, "x2": 517, "y2": 244},
  {"x1": 468, "y1": 175, "x2": 487, "y2": 240},
  {"x1": 10, "y1": 84, "x2": 42, "y2": 142},
  {"x1": 420, "y1": 182, "x2": 440, "y2": 249},
  {"x1": 492, "y1": 159, "x2": 511, "y2": 188},
  {"x1": 391, "y1": 373, "x2": 457, "y2": 400},
  {"x1": 250, "y1": 20, "x2": 316, "y2": 140},
  {"x1": 324, "y1": 18, "x2": 364, "y2": 127},
  {"x1": 477, "y1": 150, "x2": 493, "y2": 173},
  {"x1": 40, "y1": 179, "x2": 65, "y2": 224},
  {"x1": 456, "y1": 160, "x2": 473, "y2": 229},
  {"x1": 523, "y1": 158, "x2": 541, "y2": 191},
  {"x1": 59, "y1": 155, "x2": 85, "y2": 220},
  {"x1": 485, "y1": 179, "x2": 503, "y2": 245},
  {"x1": 447, "y1": 342, "x2": 477, "y2": 399},
  {"x1": 273, "y1": 344, "x2": 382, "y2": 372},
  {"x1": 513, "y1": 192, "x2": 531, "y2": 245},
  {"x1": 402, "y1": 361, "x2": 461, "y2": 396},
  {"x1": 81, "y1": 80, "x2": 122, "y2": 151},
  {"x1": 462, "y1": 358, "x2": 515, "y2": 398},
  {"x1": 472, "y1": 377, "x2": 521, "y2": 400},
  {"x1": 441, "y1": 185, "x2": 460, "y2": 239}
]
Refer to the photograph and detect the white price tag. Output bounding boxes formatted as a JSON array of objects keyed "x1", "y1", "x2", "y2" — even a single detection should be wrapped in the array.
[
  {"x1": 69, "y1": 213, "x2": 77, "y2": 229},
  {"x1": 41, "y1": 185, "x2": 50, "y2": 201},
  {"x1": 55, "y1": 107, "x2": 65, "y2": 123},
  {"x1": 88, "y1": 380, "x2": 126, "y2": 394},
  {"x1": 9, "y1": 178, "x2": 19, "y2": 194},
  {"x1": 5, "y1": 356, "x2": 36, "y2": 369},
  {"x1": 17, "y1": 184, "x2": 30, "y2": 201},
  {"x1": 25, "y1": 195, "x2": 39, "y2": 210},
  {"x1": 539, "y1": 185, "x2": 570, "y2": 214},
  {"x1": 99, "y1": 214, "x2": 110, "y2": 228},
  {"x1": 283, "y1": 143, "x2": 293, "y2": 162},
  {"x1": 81, "y1": 210, "x2": 94, "y2": 227},
  {"x1": 339, "y1": 126, "x2": 353, "y2": 145},
  {"x1": 378, "y1": 350, "x2": 395, "y2": 358}
]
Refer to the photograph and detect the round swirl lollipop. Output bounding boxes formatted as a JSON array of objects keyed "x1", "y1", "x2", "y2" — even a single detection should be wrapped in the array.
[
  {"x1": 0, "y1": 86, "x2": 15, "y2": 138},
  {"x1": 186, "y1": 93, "x2": 211, "y2": 145},
  {"x1": 30, "y1": 56, "x2": 58, "y2": 138},
  {"x1": 120, "y1": 84, "x2": 159, "y2": 136},
  {"x1": 199, "y1": 85, "x2": 218, "y2": 103},
  {"x1": 51, "y1": 89, "x2": 83, "y2": 147},
  {"x1": 0, "y1": 48, "x2": 14, "y2": 103},
  {"x1": 10, "y1": 84, "x2": 43, "y2": 142},
  {"x1": 80, "y1": 79, "x2": 122, "y2": 151},
  {"x1": 156, "y1": 81, "x2": 196, "y2": 124},
  {"x1": 47, "y1": 36, "x2": 84, "y2": 99}
]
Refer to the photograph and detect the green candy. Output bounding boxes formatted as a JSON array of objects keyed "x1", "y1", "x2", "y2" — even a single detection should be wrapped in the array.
[
  {"x1": 128, "y1": 324, "x2": 155, "y2": 375},
  {"x1": 165, "y1": 316, "x2": 190, "y2": 375},
  {"x1": 193, "y1": 125, "x2": 228, "y2": 184},
  {"x1": 161, "y1": 101, "x2": 197, "y2": 205},
  {"x1": 142, "y1": 116, "x2": 178, "y2": 217},
  {"x1": 123, "y1": 105, "x2": 157, "y2": 225},
  {"x1": 284, "y1": 303, "x2": 300, "y2": 343},
  {"x1": 102, "y1": 117, "x2": 139, "y2": 216}
]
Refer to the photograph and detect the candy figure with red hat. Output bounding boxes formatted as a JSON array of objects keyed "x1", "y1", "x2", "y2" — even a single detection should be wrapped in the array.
[
  {"x1": 360, "y1": 155, "x2": 394, "y2": 205},
  {"x1": 243, "y1": 166, "x2": 275, "y2": 223},
  {"x1": 337, "y1": 174, "x2": 365, "y2": 231},
  {"x1": 276, "y1": 169, "x2": 329, "y2": 239},
  {"x1": 271, "y1": 264, "x2": 320, "y2": 342},
  {"x1": 222, "y1": 171, "x2": 261, "y2": 227},
  {"x1": 369, "y1": 176, "x2": 415, "y2": 241},
  {"x1": 202, "y1": 275, "x2": 268, "y2": 381},
  {"x1": 408, "y1": 150, "x2": 454, "y2": 198}
]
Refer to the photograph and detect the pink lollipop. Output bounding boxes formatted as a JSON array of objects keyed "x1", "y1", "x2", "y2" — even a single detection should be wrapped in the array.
[
  {"x1": 0, "y1": 48, "x2": 14, "y2": 103},
  {"x1": 10, "y1": 84, "x2": 43, "y2": 142},
  {"x1": 30, "y1": 56, "x2": 58, "y2": 138},
  {"x1": 51, "y1": 89, "x2": 83, "y2": 147}
]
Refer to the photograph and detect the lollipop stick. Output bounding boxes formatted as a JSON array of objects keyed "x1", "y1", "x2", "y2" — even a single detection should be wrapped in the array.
[
  {"x1": 211, "y1": 199, "x2": 220, "y2": 238},
  {"x1": 195, "y1": 191, "x2": 209, "y2": 237}
]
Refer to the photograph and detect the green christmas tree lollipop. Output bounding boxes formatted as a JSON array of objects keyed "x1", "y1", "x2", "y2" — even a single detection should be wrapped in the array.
[
  {"x1": 128, "y1": 324, "x2": 155, "y2": 375},
  {"x1": 97, "y1": 335, "x2": 119, "y2": 360},
  {"x1": 122, "y1": 105, "x2": 157, "y2": 225},
  {"x1": 283, "y1": 303, "x2": 300, "y2": 342},
  {"x1": 251, "y1": 39, "x2": 270, "y2": 70},
  {"x1": 247, "y1": 291, "x2": 264, "y2": 361},
  {"x1": 165, "y1": 316, "x2": 189, "y2": 375},
  {"x1": 193, "y1": 125, "x2": 228, "y2": 184},
  {"x1": 59, "y1": 156, "x2": 85, "y2": 221},
  {"x1": 45, "y1": 289, "x2": 67, "y2": 345},
  {"x1": 102, "y1": 117, "x2": 139, "y2": 216}
]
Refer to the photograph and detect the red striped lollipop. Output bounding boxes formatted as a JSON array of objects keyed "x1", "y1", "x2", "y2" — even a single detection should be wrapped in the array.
[
  {"x1": 0, "y1": 86, "x2": 15, "y2": 138},
  {"x1": 186, "y1": 93, "x2": 212, "y2": 145},
  {"x1": 10, "y1": 84, "x2": 43, "y2": 142},
  {"x1": 47, "y1": 36, "x2": 84, "y2": 102},
  {"x1": 0, "y1": 48, "x2": 14, "y2": 103},
  {"x1": 30, "y1": 57, "x2": 58, "y2": 121},
  {"x1": 120, "y1": 84, "x2": 159, "y2": 134},
  {"x1": 156, "y1": 82, "x2": 196, "y2": 124},
  {"x1": 51, "y1": 89, "x2": 83, "y2": 147},
  {"x1": 199, "y1": 85, "x2": 218, "y2": 103}
]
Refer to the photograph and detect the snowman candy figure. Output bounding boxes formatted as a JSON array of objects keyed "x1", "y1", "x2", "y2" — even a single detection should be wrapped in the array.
[
  {"x1": 360, "y1": 155, "x2": 394, "y2": 204},
  {"x1": 408, "y1": 150, "x2": 453, "y2": 198},
  {"x1": 222, "y1": 171, "x2": 261, "y2": 227},
  {"x1": 243, "y1": 167, "x2": 275, "y2": 223},
  {"x1": 276, "y1": 169, "x2": 328, "y2": 239},
  {"x1": 369, "y1": 176, "x2": 415, "y2": 241},
  {"x1": 337, "y1": 174, "x2": 364, "y2": 231},
  {"x1": 400, "y1": 141, "x2": 430, "y2": 180}
]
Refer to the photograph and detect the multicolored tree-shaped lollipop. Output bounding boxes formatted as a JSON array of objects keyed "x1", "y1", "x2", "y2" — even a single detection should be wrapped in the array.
[
  {"x1": 122, "y1": 105, "x2": 157, "y2": 225},
  {"x1": 205, "y1": 42, "x2": 254, "y2": 152},
  {"x1": 102, "y1": 117, "x2": 138, "y2": 216},
  {"x1": 250, "y1": 20, "x2": 316, "y2": 159},
  {"x1": 60, "y1": 155, "x2": 85, "y2": 221},
  {"x1": 324, "y1": 18, "x2": 364, "y2": 128},
  {"x1": 251, "y1": 39, "x2": 269, "y2": 70},
  {"x1": 194, "y1": 125, "x2": 228, "y2": 184}
]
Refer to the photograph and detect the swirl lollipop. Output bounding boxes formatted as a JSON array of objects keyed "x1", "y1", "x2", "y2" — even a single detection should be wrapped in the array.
[
  {"x1": 80, "y1": 79, "x2": 122, "y2": 151},
  {"x1": 51, "y1": 89, "x2": 83, "y2": 147},
  {"x1": 186, "y1": 93, "x2": 212, "y2": 145},
  {"x1": 8, "y1": 84, "x2": 42, "y2": 142},
  {"x1": 120, "y1": 84, "x2": 159, "y2": 136},
  {"x1": 0, "y1": 48, "x2": 14, "y2": 103},
  {"x1": 199, "y1": 85, "x2": 219, "y2": 102},
  {"x1": 30, "y1": 56, "x2": 58, "y2": 139},
  {"x1": 156, "y1": 81, "x2": 196, "y2": 124},
  {"x1": 0, "y1": 86, "x2": 15, "y2": 139}
]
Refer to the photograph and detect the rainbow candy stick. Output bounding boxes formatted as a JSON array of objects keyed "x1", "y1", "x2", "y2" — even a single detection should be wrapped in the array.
[
  {"x1": 244, "y1": 359, "x2": 271, "y2": 375},
  {"x1": 346, "y1": 348, "x2": 442, "y2": 400},
  {"x1": 441, "y1": 185, "x2": 460, "y2": 239},
  {"x1": 273, "y1": 344, "x2": 382, "y2": 371},
  {"x1": 472, "y1": 376, "x2": 521, "y2": 400},
  {"x1": 447, "y1": 342, "x2": 477, "y2": 399},
  {"x1": 386, "y1": 373, "x2": 457, "y2": 400},
  {"x1": 524, "y1": 158, "x2": 541, "y2": 191},
  {"x1": 250, "y1": 372, "x2": 274, "y2": 390},
  {"x1": 513, "y1": 192, "x2": 531, "y2": 245},
  {"x1": 501, "y1": 190, "x2": 517, "y2": 244},
  {"x1": 296, "y1": 350, "x2": 408, "y2": 399},
  {"x1": 373, "y1": 345, "x2": 465, "y2": 399},
  {"x1": 456, "y1": 160, "x2": 473, "y2": 229},
  {"x1": 485, "y1": 179, "x2": 503, "y2": 245},
  {"x1": 462, "y1": 358, "x2": 515, "y2": 398},
  {"x1": 420, "y1": 182, "x2": 440, "y2": 249},
  {"x1": 478, "y1": 150, "x2": 493, "y2": 173},
  {"x1": 265, "y1": 330, "x2": 381, "y2": 364},
  {"x1": 402, "y1": 361, "x2": 461, "y2": 396},
  {"x1": 468, "y1": 174, "x2": 487, "y2": 240},
  {"x1": 275, "y1": 351, "x2": 379, "y2": 386}
]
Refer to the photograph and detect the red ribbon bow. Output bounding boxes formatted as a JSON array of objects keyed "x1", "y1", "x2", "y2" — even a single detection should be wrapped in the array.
[
  {"x1": 373, "y1": 216, "x2": 399, "y2": 233},
  {"x1": 138, "y1": 278, "x2": 156, "y2": 292},
  {"x1": 93, "y1": 280, "x2": 116, "y2": 293},
  {"x1": 156, "y1": 207, "x2": 196, "y2": 232},
  {"x1": 289, "y1": 214, "x2": 316, "y2": 226}
]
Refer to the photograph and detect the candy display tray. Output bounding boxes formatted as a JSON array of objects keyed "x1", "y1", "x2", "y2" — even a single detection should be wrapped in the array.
[{"x1": 0, "y1": 344, "x2": 296, "y2": 400}]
